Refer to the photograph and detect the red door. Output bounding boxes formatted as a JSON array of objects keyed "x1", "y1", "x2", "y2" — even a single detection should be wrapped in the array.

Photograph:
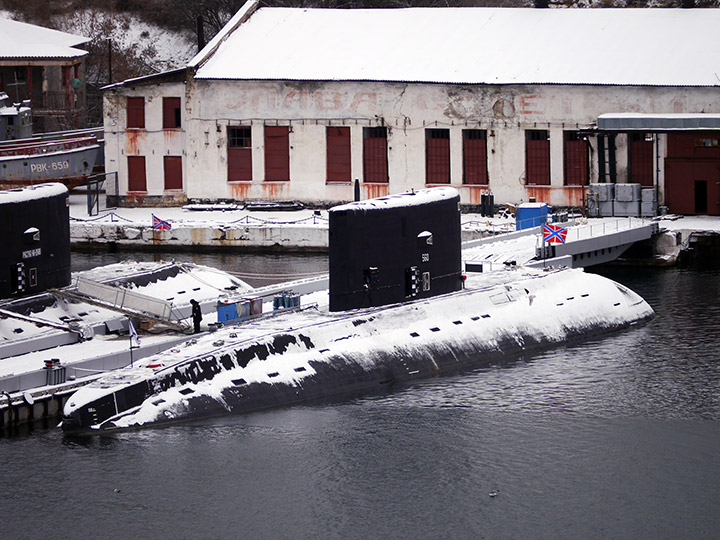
[
  {"x1": 630, "y1": 135, "x2": 654, "y2": 186},
  {"x1": 665, "y1": 159, "x2": 720, "y2": 215},
  {"x1": 164, "y1": 156, "x2": 182, "y2": 190},
  {"x1": 127, "y1": 156, "x2": 146, "y2": 192}
]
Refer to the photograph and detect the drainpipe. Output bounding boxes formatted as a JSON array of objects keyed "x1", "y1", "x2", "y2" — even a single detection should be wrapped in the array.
[
  {"x1": 655, "y1": 133, "x2": 660, "y2": 211},
  {"x1": 197, "y1": 16, "x2": 206, "y2": 52}
]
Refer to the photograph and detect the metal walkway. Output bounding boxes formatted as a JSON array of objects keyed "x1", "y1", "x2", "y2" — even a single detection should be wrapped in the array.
[{"x1": 463, "y1": 217, "x2": 659, "y2": 271}]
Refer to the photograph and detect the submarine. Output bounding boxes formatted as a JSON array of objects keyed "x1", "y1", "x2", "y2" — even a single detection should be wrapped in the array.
[{"x1": 61, "y1": 187, "x2": 654, "y2": 431}]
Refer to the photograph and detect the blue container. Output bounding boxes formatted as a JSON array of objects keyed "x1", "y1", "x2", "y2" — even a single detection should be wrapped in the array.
[
  {"x1": 516, "y1": 203, "x2": 549, "y2": 231},
  {"x1": 217, "y1": 301, "x2": 238, "y2": 323}
]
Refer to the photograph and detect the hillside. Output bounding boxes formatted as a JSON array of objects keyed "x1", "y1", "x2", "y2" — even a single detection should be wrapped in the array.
[{"x1": 1, "y1": 0, "x2": 716, "y2": 126}]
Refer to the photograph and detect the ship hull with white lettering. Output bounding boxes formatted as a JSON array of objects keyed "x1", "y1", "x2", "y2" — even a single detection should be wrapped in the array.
[{"x1": 0, "y1": 135, "x2": 99, "y2": 190}]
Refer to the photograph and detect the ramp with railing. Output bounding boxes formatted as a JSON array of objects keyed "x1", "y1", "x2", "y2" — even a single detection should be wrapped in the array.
[{"x1": 463, "y1": 217, "x2": 659, "y2": 271}]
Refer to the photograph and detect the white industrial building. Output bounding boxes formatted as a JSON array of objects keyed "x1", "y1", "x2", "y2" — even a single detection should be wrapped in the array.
[{"x1": 103, "y1": 1, "x2": 720, "y2": 214}]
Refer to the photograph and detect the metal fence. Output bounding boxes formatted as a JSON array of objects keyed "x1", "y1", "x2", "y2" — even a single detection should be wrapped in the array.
[{"x1": 86, "y1": 171, "x2": 118, "y2": 216}]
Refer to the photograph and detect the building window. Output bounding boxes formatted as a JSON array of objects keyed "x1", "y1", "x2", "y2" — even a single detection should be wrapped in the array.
[
  {"x1": 164, "y1": 155, "x2": 183, "y2": 190},
  {"x1": 463, "y1": 129, "x2": 488, "y2": 185},
  {"x1": 363, "y1": 127, "x2": 388, "y2": 183},
  {"x1": 127, "y1": 155, "x2": 147, "y2": 192},
  {"x1": 228, "y1": 126, "x2": 252, "y2": 182},
  {"x1": 426, "y1": 129, "x2": 450, "y2": 184},
  {"x1": 326, "y1": 126, "x2": 351, "y2": 183},
  {"x1": 629, "y1": 133, "x2": 653, "y2": 187},
  {"x1": 526, "y1": 130, "x2": 550, "y2": 185},
  {"x1": 563, "y1": 131, "x2": 588, "y2": 186},
  {"x1": 264, "y1": 126, "x2": 290, "y2": 181},
  {"x1": 162, "y1": 97, "x2": 181, "y2": 129},
  {"x1": 127, "y1": 97, "x2": 145, "y2": 129}
]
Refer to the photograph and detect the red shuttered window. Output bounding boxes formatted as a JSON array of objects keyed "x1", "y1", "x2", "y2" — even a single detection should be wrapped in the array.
[
  {"x1": 426, "y1": 129, "x2": 450, "y2": 184},
  {"x1": 264, "y1": 126, "x2": 290, "y2": 181},
  {"x1": 363, "y1": 127, "x2": 388, "y2": 183},
  {"x1": 463, "y1": 129, "x2": 488, "y2": 185},
  {"x1": 326, "y1": 127, "x2": 351, "y2": 183},
  {"x1": 127, "y1": 97, "x2": 145, "y2": 129},
  {"x1": 162, "y1": 97, "x2": 181, "y2": 129},
  {"x1": 228, "y1": 127, "x2": 252, "y2": 182},
  {"x1": 564, "y1": 131, "x2": 589, "y2": 186},
  {"x1": 526, "y1": 130, "x2": 550, "y2": 185}
]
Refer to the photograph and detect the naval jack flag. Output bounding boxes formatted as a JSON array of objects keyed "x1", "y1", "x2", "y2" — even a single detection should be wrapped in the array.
[
  {"x1": 543, "y1": 223, "x2": 568, "y2": 245},
  {"x1": 152, "y1": 214, "x2": 172, "y2": 230}
]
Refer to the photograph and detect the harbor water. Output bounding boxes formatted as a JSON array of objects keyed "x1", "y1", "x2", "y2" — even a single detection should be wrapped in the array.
[{"x1": 1, "y1": 252, "x2": 719, "y2": 539}]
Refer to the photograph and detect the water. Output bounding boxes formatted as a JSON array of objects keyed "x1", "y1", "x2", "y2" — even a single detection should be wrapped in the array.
[{"x1": 2, "y1": 254, "x2": 719, "y2": 539}]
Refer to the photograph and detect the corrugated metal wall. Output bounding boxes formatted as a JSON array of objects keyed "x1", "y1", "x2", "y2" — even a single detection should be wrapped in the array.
[{"x1": 665, "y1": 132, "x2": 720, "y2": 215}]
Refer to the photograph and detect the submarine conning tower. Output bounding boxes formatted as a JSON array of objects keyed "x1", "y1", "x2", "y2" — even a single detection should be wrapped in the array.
[
  {"x1": 329, "y1": 186, "x2": 462, "y2": 312},
  {"x1": 0, "y1": 183, "x2": 71, "y2": 299}
]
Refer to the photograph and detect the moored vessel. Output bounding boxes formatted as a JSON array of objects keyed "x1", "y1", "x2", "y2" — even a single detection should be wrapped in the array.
[{"x1": 61, "y1": 187, "x2": 655, "y2": 431}]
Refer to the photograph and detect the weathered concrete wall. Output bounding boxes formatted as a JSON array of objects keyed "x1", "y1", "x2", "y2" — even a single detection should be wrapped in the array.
[
  {"x1": 105, "y1": 78, "x2": 720, "y2": 208},
  {"x1": 71, "y1": 221, "x2": 331, "y2": 251},
  {"x1": 104, "y1": 81, "x2": 187, "y2": 202}
]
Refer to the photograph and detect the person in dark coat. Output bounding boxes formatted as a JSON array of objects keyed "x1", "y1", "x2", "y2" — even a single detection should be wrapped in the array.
[{"x1": 190, "y1": 299, "x2": 202, "y2": 333}]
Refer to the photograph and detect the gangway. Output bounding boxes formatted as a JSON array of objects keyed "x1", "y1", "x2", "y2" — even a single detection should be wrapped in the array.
[
  {"x1": 50, "y1": 277, "x2": 189, "y2": 331},
  {"x1": 463, "y1": 217, "x2": 659, "y2": 272}
]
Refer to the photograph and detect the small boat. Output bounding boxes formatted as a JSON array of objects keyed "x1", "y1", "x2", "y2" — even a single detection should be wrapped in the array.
[{"x1": 0, "y1": 134, "x2": 100, "y2": 190}]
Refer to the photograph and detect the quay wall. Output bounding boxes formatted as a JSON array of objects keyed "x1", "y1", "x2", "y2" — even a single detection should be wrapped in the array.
[{"x1": 70, "y1": 222, "x2": 490, "y2": 251}]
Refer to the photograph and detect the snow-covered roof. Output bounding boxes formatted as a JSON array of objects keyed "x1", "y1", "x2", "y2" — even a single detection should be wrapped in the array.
[
  {"x1": 193, "y1": 6, "x2": 720, "y2": 87},
  {"x1": 0, "y1": 17, "x2": 89, "y2": 59}
]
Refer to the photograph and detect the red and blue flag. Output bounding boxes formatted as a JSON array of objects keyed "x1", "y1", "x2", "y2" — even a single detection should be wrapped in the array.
[
  {"x1": 152, "y1": 214, "x2": 172, "y2": 230},
  {"x1": 543, "y1": 223, "x2": 567, "y2": 244}
]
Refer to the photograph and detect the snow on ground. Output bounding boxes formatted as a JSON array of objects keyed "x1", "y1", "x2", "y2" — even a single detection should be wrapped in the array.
[
  {"x1": 654, "y1": 214, "x2": 720, "y2": 233},
  {"x1": 0, "y1": 332, "x2": 180, "y2": 380},
  {"x1": 56, "y1": 10, "x2": 196, "y2": 72}
]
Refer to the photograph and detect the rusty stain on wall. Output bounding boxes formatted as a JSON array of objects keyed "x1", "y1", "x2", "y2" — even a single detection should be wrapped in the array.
[
  {"x1": 461, "y1": 185, "x2": 490, "y2": 206},
  {"x1": 525, "y1": 186, "x2": 585, "y2": 207},
  {"x1": 125, "y1": 130, "x2": 145, "y2": 155},
  {"x1": 363, "y1": 183, "x2": 388, "y2": 200},
  {"x1": 229, "y1": 182, "x2": 251, "y2": 200},
  {"x1": 262, "y1": 182, "x2": 289, "y2": 200}
]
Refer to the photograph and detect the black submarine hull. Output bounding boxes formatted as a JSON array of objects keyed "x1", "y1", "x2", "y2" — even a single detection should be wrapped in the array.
[{"x1": 62, "y1": 269, "x2": 654, "y2": 432}]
